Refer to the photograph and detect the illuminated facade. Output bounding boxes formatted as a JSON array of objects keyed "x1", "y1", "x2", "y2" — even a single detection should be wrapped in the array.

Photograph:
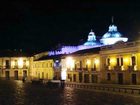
[
  {"x1": 2, "y1": 23, "x2": 140, "y2": 85},
  {"x1": 62, "y1": 40, "x2": 140, "y2": 84},
  {"x1": 0, "y1": 50, "x2": 30, "y2": 80},
  {"x1": 31, "y1": 55, "x2": 62, "y2": 80},
  {"x1": 100, "y1": 41, "x2": 140, "y2": 84},
  {"x1": 61, "y1": 48, "x2": 101, "y2": 83},
  {"x1": 31, "y1": 59, "x2": 54, "y2": 80},
  {"x1": 0, "y1": 41, "x2": 140, "y2": 85}
]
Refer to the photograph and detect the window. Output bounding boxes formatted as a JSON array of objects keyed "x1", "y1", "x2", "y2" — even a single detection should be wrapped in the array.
[
  {"x1": 74, "y1": 64, "x2": 77, "y2": 70},
  {"x1": 50, "y1": 63, "x2": 53, "y2": 67},
  {"x1": 121, "y1": 57, "x2": 123, "y2": 66},
  {"x1": 107, "y1": 58, "x2": 110, "y2": 66},
  {"x1": 23, "y1": 60, "x2": 26, "y2": 65},
  {"x1": 131, "y1": 56, "x2": 136, "y2": 66},
  {"x1": 80, "y1": 61, "x2": 82, "y2": 69},
  {"x1": 42, "y1": 63, "x2": 44, "y2": 68},
  {"x1": 93, "y1": 63, "x2": 96, "y2": 70},
  {"x1": 117, "y1": 58, "x2": 119, "y2": 66},
  {"x1": 46, "y1": 63, "x2": 48, "y2": 68},
  {"x1": 15, "y1": 60, "x2": 18, "y2": 67},
  {"x1": 5, "y1": 60, "x2": 10, "y2": 69},
  {"x1": 107, "y1": 73, "x2": 111, "y2": 81}
]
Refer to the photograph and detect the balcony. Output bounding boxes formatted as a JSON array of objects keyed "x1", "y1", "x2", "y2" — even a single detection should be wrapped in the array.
[
  {"x1": 13, "y1": 65, "x2": 28, "y2": 69},
  {"x1": 114, "y1": 66, "x2": 121, "y2": 71},
  {"x1": 13, "y1": 65, "x2": 18, "y2": 69},
  {"x1": 76, "y1": 68, "x2": 83, "y2": 72},
  {"x1": 91, "y1": 68, "x2": 96, "y2": 71},
  {"x1": 23, "y1": 65, "x2": 28, "y2": 69},
  {"x1": 83, "y1": 68, "x2": 88, "y2": 71},
  {"x1": 127, "y1": 65, "x2": 137, "y2": 72},
  {"x1": 5, "y1": 65, "x2": 10, "y2": 69},
  {"x1": 104, "y1": 66, "x2": 112, "y2": 71}
]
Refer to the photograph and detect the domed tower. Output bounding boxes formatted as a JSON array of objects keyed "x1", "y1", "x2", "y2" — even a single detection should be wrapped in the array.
[
  {"x1": 84, "y1": 29, "x2": 100, "y2": 46},
  {"x1": 100, "y1": 24, "x2": 128, "y2": 45}
]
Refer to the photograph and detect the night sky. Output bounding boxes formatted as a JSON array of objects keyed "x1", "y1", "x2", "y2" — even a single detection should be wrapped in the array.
[{"x1": 0, "y1": 1, "x2": 140, "y2": 52}]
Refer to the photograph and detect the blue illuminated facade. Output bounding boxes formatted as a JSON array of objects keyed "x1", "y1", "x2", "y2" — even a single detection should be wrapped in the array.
[{"x1": 48, "y1": 24, "x2": 128, "y2": 56}]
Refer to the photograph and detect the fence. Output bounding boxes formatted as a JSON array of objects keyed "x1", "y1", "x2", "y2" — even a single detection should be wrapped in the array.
[{"x1": 65, "y1": 82, "x2": 140, "y2": 95}]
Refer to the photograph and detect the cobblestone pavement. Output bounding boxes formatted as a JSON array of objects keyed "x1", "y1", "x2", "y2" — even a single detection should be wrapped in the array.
[{"x1": 0, "y1": 80, "x2": 140, "y2": 105}]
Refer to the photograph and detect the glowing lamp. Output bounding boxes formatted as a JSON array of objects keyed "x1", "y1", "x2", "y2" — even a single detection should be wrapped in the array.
[
  {"x1": 86, "y1": 59, "x2": 91, "y2": 65},
  {"x1": 61, "y1": 70, "x2": 66, "y2": 80},
  {"x1": 124, "y1": 58, "x2": 129, "y2": 64},
  {"x1": 66, "y1": 57, "x2": 74, "y2": 70},
  {"x1": 94, "y1": 58, "x2": 99, "y2": 65},
  {"x1": 11, "y1": 61, "x2": 15, "y2": 67},
  {"x1": 18, "y1": 58, "x2": 23, "y2": 68},
  {"x1": 110, "y1": 58, "x2": 116, "y2": 65}
]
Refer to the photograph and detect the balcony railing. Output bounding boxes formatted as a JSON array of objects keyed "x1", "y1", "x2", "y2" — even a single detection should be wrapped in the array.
[
  {"x1": 5, "y1": 65, "x2": 10, "y2": 69},
  {"x1": 127, "y1": 65, "x2": 137, "y2": 72},
  {"x1": 13, "y1": 65, "x2": 28, "y2": 69},
  {"x1": 104, "y1": 66, "x2": 112, "y2": 71},
  {"x1": 23, "y1": 65, "x2": 28, "y2": 69},
  {"x1": 91, "y1": 68, "x2": 96, "y2": 71},
  {"x1": 67, "y1": 68, "x2": 98, "y2": 72},
  {"x1": 83, "y1": 68, "x2": 88, "y2": 71},
  {"x1": 114, "y1": 66, "x2": 122, "y2": 71}
]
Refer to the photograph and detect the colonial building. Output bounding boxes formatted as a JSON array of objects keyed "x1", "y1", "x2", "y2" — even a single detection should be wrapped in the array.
[
  {"x1": 0, "y1": 50, "x2": 31, "y2": 80},
  {"x1": 100, "y1": 40, "x2": 140, "y2": 84},
  {"x1": 61, "y1": 47, "x2": 101, "y2": 83},
  {"x1": 31, "y1": 55, "x2": 62, "y2": 80},
  {"x1": 31, "y1": 57, "x2": 54, "y2": 80}
]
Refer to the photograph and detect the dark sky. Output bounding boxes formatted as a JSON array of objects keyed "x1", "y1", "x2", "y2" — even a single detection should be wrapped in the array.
[{"x1": 0, "y1": 1, "x2": 140, "y2": 52}]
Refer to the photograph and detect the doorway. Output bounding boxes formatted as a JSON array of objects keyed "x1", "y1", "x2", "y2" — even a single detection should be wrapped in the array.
[
  {"x1": 118, "y1": 73, "x2": 123, "y2": 84},
  {"x1": 14, "y1": 71, "x2": 18, "y2": 80},
  {"x1": 91, "y1": 74, "x2": 98, "y2": 83},
  {"x1": 79, "y1": 73, "x2": 82, "y2": 83},
  {"x1": 132, "y1": 74, "x2": 137, "y2": 85},
  {"x1": 23, "y1": 70, "x2": 27, "y2": 78},
  {"x1": 5, "y1": 71, "x2": 10, "y2": 80},
  {"x1": 84, "y1": 74, "x2": 89, "y2": 83}
]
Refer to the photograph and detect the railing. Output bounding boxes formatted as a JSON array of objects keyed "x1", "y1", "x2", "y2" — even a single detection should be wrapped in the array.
[
  {"x1": 91, "y1": 68, "x2": 96, "y2": 71},
  {"x1": 114, "y1": 66, "x2": 121, "y2": 71},
  {"x1": 65, "y1": 82, "x2": 140, "y2": 95},
  {"x1": 104, "y1": 65, "x2": 138, "y2": 72}
]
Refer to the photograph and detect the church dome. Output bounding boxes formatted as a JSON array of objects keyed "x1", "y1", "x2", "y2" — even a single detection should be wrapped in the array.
[
  {"x1": 84, "y1": 29, "x2": 100, "y2": 46},
  {"x1": 102, "y1": 25, "x2": 122, "y2": 38},
  {"x1": 100, "y1": 25, "x2": 128, "y2": 45}
]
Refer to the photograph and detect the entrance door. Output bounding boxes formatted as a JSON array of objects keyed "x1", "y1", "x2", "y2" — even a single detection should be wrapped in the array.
[
  {"x1": 14, "y1": 71, "x2": 18, "y2": 80},
  {"x1": 73, "y1": 74, "x2": 76, "y2": 82},
  {"x1": 92, "y1": 74, "x2": 98, "y2": 83},
  {"x1": 118, "y1": 73, "x2": 123, "y2": 84},
  {"x1": 5, "y1": 71, "x2": 10, "y2": 80},
  {"x1": 84, "y1": 74, "x2": 89, "y2": 83},
  {"x1": 132, "y1": 74, "x2": 137, "y2": 85},
  {"x1": 23, "y1": 71, "x2": 27, "y2": 78},
  {"x1": 42, "y1": 72, "x2": 44, "y2": 79},
  {"x1": 79, "y1": 73, "x2": 82, "y2": 83}
]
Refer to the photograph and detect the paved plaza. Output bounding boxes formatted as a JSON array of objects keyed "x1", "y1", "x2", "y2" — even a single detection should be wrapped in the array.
[{"x1": 0, "y1": 80, "x2": 140, "y2": 105}]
